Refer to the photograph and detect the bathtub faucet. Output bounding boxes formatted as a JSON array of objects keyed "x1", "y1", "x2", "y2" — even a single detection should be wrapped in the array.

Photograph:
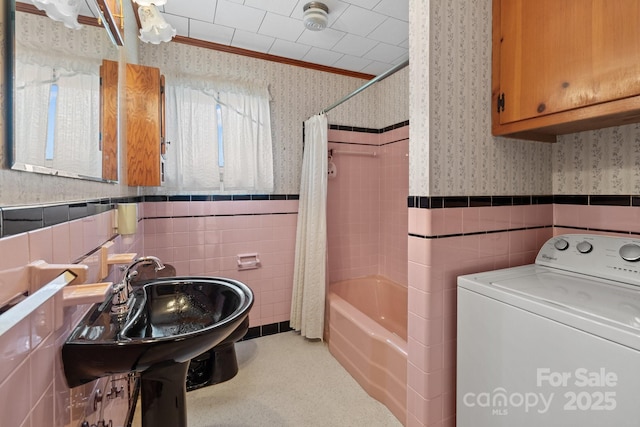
[{"x1": 111, "y1": 256, "x2": 165, "y2": 316}]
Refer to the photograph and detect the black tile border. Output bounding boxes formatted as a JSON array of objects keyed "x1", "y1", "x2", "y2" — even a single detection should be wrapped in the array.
[
  {"x1": 328, "y1": 120, "x2": 409, "y2": 134},
  {"x1": 0, "y1": 201, "x2": 117, "y2": 238},
  {"x1": 409, "y1": 225, "x2": 553, "y2": 240},
  {"x1": 241, "y1": 321, "x2": 292, "y2": 341},
  {"x1": 4, "y1": 193, "x2": 638, "y2": 237},
  {"x1": 148, "y1": 194, "x2": 300, "y2": 202},
  {"x1": 554, "y1": 225, "x2": 640, "y2": 237},
  {"x1": 0, "y1": 194, "x2": 300, "y2": 238},
  {"x1": 408, "y1": 195, "x2": 640, "y2": 209}
]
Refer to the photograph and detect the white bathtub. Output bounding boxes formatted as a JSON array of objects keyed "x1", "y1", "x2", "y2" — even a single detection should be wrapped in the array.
[{"x1": 328, "y1": 275, "x2": 407, "y2": 424}]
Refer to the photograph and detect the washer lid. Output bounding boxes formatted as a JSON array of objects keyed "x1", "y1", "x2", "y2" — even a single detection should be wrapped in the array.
[
  {"x1": 458, "y1": 265, "x2": 640, "y2": 350},
  {"x1": 491, "y1": 271, "x2": 640, "y2": 332}
]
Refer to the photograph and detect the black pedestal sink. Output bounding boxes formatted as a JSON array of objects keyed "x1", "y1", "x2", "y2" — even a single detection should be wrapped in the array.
[{"x1": 62, "y1": 277, "x2": 253, "y2": 427}]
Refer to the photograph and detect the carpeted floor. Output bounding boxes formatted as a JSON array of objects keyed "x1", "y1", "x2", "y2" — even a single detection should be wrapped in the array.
[{"x1": 132, "y1": 331, "x2": 403, "y2": 427}]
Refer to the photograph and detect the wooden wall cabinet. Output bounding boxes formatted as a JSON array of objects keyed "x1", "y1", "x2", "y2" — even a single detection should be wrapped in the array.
[
  {"x1": 126, "y1": 63, "x2": 164, "y2": 186},
  {"x1": 492, "y1": 0, "x2": 640, "y2": 142}
]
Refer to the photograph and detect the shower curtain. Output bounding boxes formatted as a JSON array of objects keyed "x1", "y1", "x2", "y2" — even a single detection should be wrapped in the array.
[{"x1": 290, "y1": 113, "x2": 328, "y2": 340}]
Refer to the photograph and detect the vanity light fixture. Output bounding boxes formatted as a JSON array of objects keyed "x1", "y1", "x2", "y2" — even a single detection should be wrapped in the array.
[
  {"x1": 303, "y1": 2, "x2": 329, "y2": 32},
  {"x1": 32, "y1": 0, "x2": 83, "y2": 30},
  {"x1": 136, "y1": 3, "x2": 176, "y2": 44}
]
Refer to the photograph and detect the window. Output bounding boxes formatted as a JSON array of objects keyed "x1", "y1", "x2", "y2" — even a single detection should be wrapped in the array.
[{"x1": 164, "y1": 75, "x2": 274, "y2": 192}]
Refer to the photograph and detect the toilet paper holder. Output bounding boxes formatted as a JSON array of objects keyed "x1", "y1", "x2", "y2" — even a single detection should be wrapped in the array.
[{"x1": 237, "y1": 253, "x2": 261, "y2": 270}]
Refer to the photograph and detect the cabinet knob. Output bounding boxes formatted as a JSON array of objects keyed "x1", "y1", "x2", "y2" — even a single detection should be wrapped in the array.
[{"x1": 537, "y1": 103, "x2": 546, "y2": 113}]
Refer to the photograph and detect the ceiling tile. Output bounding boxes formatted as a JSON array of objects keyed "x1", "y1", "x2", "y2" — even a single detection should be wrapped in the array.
[
  {"x1": 164, "y1": 0, "x2": 217, "y2": 23},
  {"x1": 231, "y1": 29, "x2": 275, "y2": 53},
  {"x1": 244, "y1": 0, "x2": 299, "y2": 16},
  {"x1": 330, "y1": 5, "x2": 386, "y2": 37},
  {"x1": 392, "y1": 53, "x2": 409, "y2": 65},
  {"x1": 332, "y1": 34, "x2": 378, "y2": 57},
  {"x1": 189, "y1": 19, "x2": 235, "y2": 45},
  {"x1": 332, "y1": 55, "x2": 373, "y2": 72},
  {"x1": 297, "y1": 27, "x2": 345, "y2": 50},
  {"x1": 215, "y1": 0, "x2": 266, "y2": 32},
  {"x1": 268, "y1": 39, "x2": 312, "y2": 60},
  {"x1": 258, "y1": 12, "x2": 305, "y2": 41},
  {"x1": 77, "y1": 2, "x2": 95, "y2": 18},
  {"x1": 364, "y1": 42, "x2": 407, "y2": 63},
  {"x1": 345, "y1": 0, "x2": 380, "y2": 10},
  {"x1": 368, "y1": 18, "x2": 408, "y2": 45},
  {"x1": 373, "y1": 0, "x2": 408, "y2": 21},
  {"x1": 161, "y1": 14, "x2": 190, "y2": 38},
  {"x1": 360, "y1": 60, "x2": 393, "y2": 76},
  {"x1": 302, "y1": 47, "x2": 343, "y2": 67}
]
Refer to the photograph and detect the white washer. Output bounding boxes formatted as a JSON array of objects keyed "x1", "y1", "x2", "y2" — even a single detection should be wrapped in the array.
[{"x1": 457, "y1": 234, "x2": 640, "y2": 427}]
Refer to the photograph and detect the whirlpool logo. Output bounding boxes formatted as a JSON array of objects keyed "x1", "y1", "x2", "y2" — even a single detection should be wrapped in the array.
[{"x1": 540, "y1": 253, "x2": 557, "y2": 261}]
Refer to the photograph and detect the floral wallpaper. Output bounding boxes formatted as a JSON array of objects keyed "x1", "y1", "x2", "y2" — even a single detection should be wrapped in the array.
[
  {"x1": 554, "y1": 123, "x2": 640, "y2": 195},
  {"x1": 410, "y1": 0, "x2": 553, "y2": 197}
]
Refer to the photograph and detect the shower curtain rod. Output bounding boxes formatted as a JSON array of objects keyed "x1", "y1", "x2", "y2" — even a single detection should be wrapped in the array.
[{"x1": 320, "y1": 58, "x2": 409, "y2": 115}]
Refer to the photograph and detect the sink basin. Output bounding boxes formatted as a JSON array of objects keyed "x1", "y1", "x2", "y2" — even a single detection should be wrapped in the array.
[{"x1": 62, "y1": 276, "x2": 253, "y2": 427}]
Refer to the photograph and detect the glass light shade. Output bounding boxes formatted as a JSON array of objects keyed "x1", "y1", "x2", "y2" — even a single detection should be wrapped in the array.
[
  {"x1": 303, "y1": 9, "x2": 328, "y2": 31},
  {"x1": 134, "y1": 0, "x2": 167, "y2": 6},
  {"x1": 32, "y1": 0, "x2": 83, "y2": 30},
  {"x1": 303, "y1": 2, "x2": 329, "y2": 31},
  {"x1": 137, "y1": 5, "x2": 176, "y2": 44}
]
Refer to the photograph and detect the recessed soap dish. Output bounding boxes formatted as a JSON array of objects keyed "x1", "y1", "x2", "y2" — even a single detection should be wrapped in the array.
[{"x1": 237, "y1": 253, "x2": 261, "y2": 270}]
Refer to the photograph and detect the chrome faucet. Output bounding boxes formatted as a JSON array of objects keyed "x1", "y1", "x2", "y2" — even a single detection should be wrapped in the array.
[{"x1": 111, "y1": 256, "x2": 165, "y2": 316}]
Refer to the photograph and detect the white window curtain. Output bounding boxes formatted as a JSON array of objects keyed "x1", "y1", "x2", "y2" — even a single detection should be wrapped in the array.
[
  {"x1": 14, "y1": 45, "x2": 101, "y2": 176},
  {"x1": 164, "y1": 74, "x2": 274, "y2": 192},
  {"x1": 164, "y1": 84, "x2": 221, "y2": 190}
]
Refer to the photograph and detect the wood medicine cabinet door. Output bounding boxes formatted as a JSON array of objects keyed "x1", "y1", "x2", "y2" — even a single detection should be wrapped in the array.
[
  {"x1": 101, "y1": 59, "x2": 118, "y2": 181},
  {"x1": 493, "y1": 0, "x2": 640, "y2": 140},
  {"x1": 126, "y1": 63, "x2": 162, "y2": 186}
]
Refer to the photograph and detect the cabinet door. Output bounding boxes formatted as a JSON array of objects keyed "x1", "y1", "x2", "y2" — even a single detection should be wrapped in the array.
[
  {"x1": 126, "y1": 63, "x2": 162, "y2": 186},
  {"x1": 101, "y1": 59, "x2": 118, "y2": 182},
  {"x1": 497, "y1": 0, "x2": 640, "y2": 125}
]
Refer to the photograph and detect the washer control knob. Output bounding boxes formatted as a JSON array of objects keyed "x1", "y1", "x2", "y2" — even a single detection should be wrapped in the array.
[
  {"x1": 554, "y1": 238, "x2": 569, "y2": 251},
  {"x1": 620, "y1": 244, "x2": 640, "y2": 262},
  {"x1": 576, "y1": 241, "x2": 593, "y2": 254}
]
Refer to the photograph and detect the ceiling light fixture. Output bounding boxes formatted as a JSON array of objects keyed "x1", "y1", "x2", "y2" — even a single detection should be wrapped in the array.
[
  {"x1": 303, "y1": 2, "x2": 329, "y2": 32},
  {"x1": 32, "y1": 0, "x2": 83, "y2": 30},
  {"x1": 137, "y1": 3, "x2": 176, "y2": 44}
]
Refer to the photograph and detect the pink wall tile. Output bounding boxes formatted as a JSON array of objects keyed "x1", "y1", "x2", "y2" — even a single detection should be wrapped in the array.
[
  {"x1": 0, "y1": 357, "x2": 31, "y2": 427},
  {"x1": 0, "y1": 316, "x2": 30, "y2": 383},
  {"x1": 82, "y1": 216, "x2": 99, "y2": 255},
  {"x1": 68, "y1": 220, "x2": 85, "y2": 262},
  {"x1": 50, "y1": 222, "x2": 71, "y2": 264},
  {"x1": 28, "y1": 227, "x2": 53, "y2": 263},
  {"x1": 141, "y1": 200, "x2": 297, "y2": 327},
  {"x1": 30, "y1": 384, "x2": 54, "y2": 427},
  {"x1": 171, "y1": 202, "x2": 190, "y2": 217},
  {"x1": 0, "y1": 233, "x2": 30, "y2": 271},
  {"x1": 30, "y1": 334, "x2": 55, "y2": 408}
]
